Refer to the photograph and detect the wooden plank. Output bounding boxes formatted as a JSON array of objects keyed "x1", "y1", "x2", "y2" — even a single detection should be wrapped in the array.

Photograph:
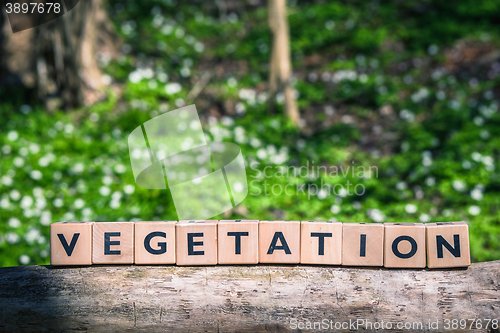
[{"x1": 0, "y1": 262, "x2": 499, "y2": 332}]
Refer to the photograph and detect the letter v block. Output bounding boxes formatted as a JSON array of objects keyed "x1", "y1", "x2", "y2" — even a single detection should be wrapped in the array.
[
  {"x1": 300, "y1": 221, "x2": 342, "y2": 265},
  {"x1": 50, "y1": 222, "x2": 93, "y2": 266},
  {"x1": 259, "y1": 221, "x2": 300, "y2": 263},
  {"x1": 218, "y1": 220, "x2": 259, "y2": 264},
  {"x1": 384, "y1": 223, "x2": 426, "y2": 268},
  {"x1": 426, "y1": 222, "x2": 470, "y2": 268},
  {"x1": 176, "y1": 220, "x2": 218, "y2": 266},
  {"x1": 135, "y1": 221, "x2": 176, "y2": 265},
  {"x1": 92, "y1": 222, "x2": 134, "y2": 264}
]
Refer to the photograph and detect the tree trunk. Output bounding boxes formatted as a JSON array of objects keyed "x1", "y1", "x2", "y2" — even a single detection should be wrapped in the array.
[
  {"x1": 0, "y1": 0, "x2": 119, "y2": 110},
  {"x1": 268, "y1": 0, "x2": 300, "y2": 126},
  {"x1": 1, "y1": 261, "x2": 499, "y2": 332}
]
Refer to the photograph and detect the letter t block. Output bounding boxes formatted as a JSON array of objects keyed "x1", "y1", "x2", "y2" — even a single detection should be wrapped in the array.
[
  {"x1": 218, "y1": 220, "x2": 259, "y2": 264},
  {"x1": 426, "y1": 222, "x2": 470, "y2": 268},
  {"x1": 300, "y1": 221, "x2": 342, "y2": 265},
  {"x1": 50, "y1": 222, "x2": 93, "y2": 266},
  {"x1": 176, "y1": 220, "x2": 218, "y2": 266}
]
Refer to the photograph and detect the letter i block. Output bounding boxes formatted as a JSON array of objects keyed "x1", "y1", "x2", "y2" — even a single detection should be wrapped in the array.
[
  {"x1": 50, "y1": 222, "x2": 93, "y2": 266},
  {"x1": 92, "y1": 222, "x2": 134, "y2": 264},
  {"x1": 218, "y1": 220, "x2": 259, "y2": 264},
  {"x1": 342, "y1": 223, "x2": 384, "y2": 266},
  {"x1": 176, "y1": 220, "x2": 218, "y2": 266},
  {"x1": 300, "y1": 221, "x2": 342, "y2": 265},
  {"x1": 134, "y1": 221, "x2": 176, "y2": 265},
  {"x1": 384, "y1": 223, "x2": 426, "y2": 268},
  {"x1": 259, "y1": 221, "x2": 300, "y2": 263},
  {"x1": 426, "y1": 222, "x2": 470, "y2": 268}
]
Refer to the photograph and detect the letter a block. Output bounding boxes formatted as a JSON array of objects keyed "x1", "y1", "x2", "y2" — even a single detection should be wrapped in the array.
[
  {"x1": 218, "y1": 220, "x2": 259, "y2": 264},
  {"x1": 50, "y1": 222, "x2": 93, "y2": 266},
  {"x1": 135, "y1": 221, "x2": 176, "y2": 265},
  {"x1": 426, "y1": 222, "x2": 470, "y2": 268},
  {"x1": 342, "y1": 223, "x2": 384, "y2": 266},
  {"x1": 384, "y1": 223, "x2": 425, "y2": 268},
  {"x1": 92, "y1": 222, "x2": 134, "y2": 264},
  {"x1": 176, "y1": 220, "x2": 218, "y2": 266},
  {"x1": 300, "y1": 221, "x2": 342, "y2": 265},
  {"x1": 259, "y1": 221, "x2": 300, "y2": 263}
]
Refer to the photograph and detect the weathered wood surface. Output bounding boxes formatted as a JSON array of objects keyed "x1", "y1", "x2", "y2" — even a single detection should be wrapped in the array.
[{"x1": 0, "y1": 262, "x2": 499, "y2": 332}]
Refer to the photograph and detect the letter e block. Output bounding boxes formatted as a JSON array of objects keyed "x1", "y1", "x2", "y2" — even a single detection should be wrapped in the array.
[
  {"x1": 426, "y1": 222, "x2": 470, "y2": 268},
  {"x1": 218, "y1": 220, "x2": 259, "y2": 264},
  {"x1": 300, "y1": 221, "x2": 342, "y2": 265},
  {"x1": 342, "y1": 223, "x2": 384, "y2": 266},
  {"x1": 384, "y1": 223, "x2": 425, "y2": 268},
  {"x1": 176, "y1": 220, "x2": 217, "y2": 266},
  {"x1": 135, "y1": 221, "x2": 176, "y2": 265},
  {"x1": 50, "y1": 222, "x2": 93, "y2": 266},
  {"x1": 259, "y1": 221, "x2": 300, "y2": 263},
  {"x1": 92, "y1": 222, "x2": 134, "y2": 264}
]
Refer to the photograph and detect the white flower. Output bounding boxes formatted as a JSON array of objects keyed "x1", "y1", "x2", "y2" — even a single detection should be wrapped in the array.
[
  {"x1": 63, "y1": 212, "x2": 75, "y2": 221},
  {"x1": 165, "y1": 82, "x2": 182, "y2": 95},
  {"x1": 30, "y1": 170, "x2": 43, "y2": 180},
  {"x1": 72, "y1": 162, "x2": 85, "y2": 174},
  {"x1": 396, "y1": 181, "x2": 407, "y2": 191},
  {"x1": 114, "y1": 164, "x2": 126, "y2": 174},
  {"x1": 330, "y1": 205, "x2": 340, "y2": 214},
  {"x1": 468, "y1": 205, "x2": 481, "y2": 216},
  {"x1": 6, "y1": 232, "x2": 20, "y2": 244},
  {"x1": 470, "y1": 188, "x2": 483, "y2": 201},
  {"x1": 74, "y1": 199, "x2": 85, "y2": 209},
  {"x1": 10, "y1": 190, "x2": 21, "y2": 201},
  {"x1": 102, "y1": 176, "x2": 113, "y2": 185},
  {"x1": 99, "y1": 186, "x2": 111, "y2": 196},
  {"x1": 405, "y1": 204, "x2": 418, "y2": 214},
  {"x1": 53, "y1": 198, "x2": 64, "y2": 207},
  {"x1": 124, "y1": 185, "x2": 135, "y2": 194},
  {"x1": 452, "y1": 180, "x2": 466, "y2": 192},
  {"x1": 20, "y1": 196, "x2": 33, "y2": 209},
  {"x1": 7, "y1": 131, "x2": 18, "y2": 141},
  {"x1": 13, "y1": 157, "x2": 24, "y2": 168},
  {"x1": 40, "y1": 211, "x2": 52, "y2": 226},
  {"x1": 425, "y1": 177, "x2": 435, "y2": 186},
  {"x1": 2, "y1": 176, "x2": 13, "y2": 186},
  {"x1": 19, "y1": 254, "x2": 30, "y2": 265},
  {"x1": 25, "y1": 228, "x2": 41, "y2": 244},
  {"x1": 419, "y1": 214, "x2": 431, "y2": 223},
  {"x1": 368, "y1": 209, "x2": 385, "y2": 222},
  {"x1": 257, "y1": 149, "x2": 267, "y2": 160},
  {"x1": 8, "y1": 217, "x2": 21, "y2": 228},
  {"x1": 82, "y1": 207, "x2": 93, "y2": 218}
]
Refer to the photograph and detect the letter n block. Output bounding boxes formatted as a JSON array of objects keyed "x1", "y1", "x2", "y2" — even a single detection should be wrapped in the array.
[
  {"x1": 134, "y1": 221, "x2": 176, "y2": 265},
  {"x1": 342, "y1": 223, "x2": 384, "y2": 266},
  {"x1": 384, "y1": 223, "x2": 426, "y2": 268},
  {"x1": 92, "y1": 222, "x2": 134, "y2": 264},
  {"x1": 300, "y1": 221, "x2": 342, "y2": 265},
  {"x1": 218, "y1": 220, "x2": 259, "y2": 264},
  {"x1": 259, "y1": 221, "x2": 300, "y2": 263},
  {"x1": 176, "y1": 220, "x2": 217, "y2": 266},
  {"x1": 426, "y1": 222, "x2": 470, "y2": 268},
  {"x1": 50, "y1": 222, "x2": 93, "y2": 266}
]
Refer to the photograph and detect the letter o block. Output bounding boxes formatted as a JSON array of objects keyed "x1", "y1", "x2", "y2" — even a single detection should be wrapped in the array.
[
  {"x1": 384, "y1": 223, "x2": 425, "y2": 268},
  {"x1": 259, "y1": 221, "x2": 300, "y2": 263},
  {"x1": 426, "y1": 222, "x2": 470, "y2": 268},
  {"x1": 176, "y1": 220, "x2": 218, "y2": 266},
  {"x1": 134, "y1": 221, "x2": 176, "y2": 265},
  {"x1": 92, "y1": 222, "x2": 134, "y2": 264}
]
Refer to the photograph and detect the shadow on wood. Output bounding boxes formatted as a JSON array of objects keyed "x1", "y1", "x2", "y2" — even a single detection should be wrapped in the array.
[{"x1": 0, "y1": 261, "x2": 499, "y2": 332}]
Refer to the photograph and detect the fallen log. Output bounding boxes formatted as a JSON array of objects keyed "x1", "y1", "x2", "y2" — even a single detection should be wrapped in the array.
[{"x1": 0, "y1": 262, "x2": 499, "y2": 332}]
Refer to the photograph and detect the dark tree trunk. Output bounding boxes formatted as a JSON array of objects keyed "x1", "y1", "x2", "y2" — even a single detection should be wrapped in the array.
[{"x1": 0, "y1": 0, "x2": 119, "y2": 110}]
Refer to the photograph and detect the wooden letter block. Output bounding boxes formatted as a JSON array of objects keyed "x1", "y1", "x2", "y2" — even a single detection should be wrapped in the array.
[
  {"x1": 176, "y1": 220, "x2": 217, "y2": 266},
  {"x1": 426, "y1": 222, "x2": 470, "y2": 268},
  {"x1": 92, "y1": 222, "x2": 134, "y2": 264},
  {"x1": 50, "y1": 222, "x2": 93, "y2": 266},
  {"x1": 134, "y1": 221, "x2": 176, "y2": 265},
  {"x1": 384, "y1": 223, "x2": 425, "y2": 268},
  {"x1": 342, "y1": 223, "x2": 384, "y2": 266},
  {"x1": 218, "y1": 220, "x2": 259, "y2": 264},
  {"x1": 300, "y1": 221, "x2": 342, "y2": 265},
  {"x1": 259, "y1": 221, "x2": 300, "y2": 263}
]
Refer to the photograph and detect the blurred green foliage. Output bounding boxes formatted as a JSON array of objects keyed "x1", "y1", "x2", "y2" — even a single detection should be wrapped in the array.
[{"x1": 1, "y1": 0, "x2": 500, "y2": 266}]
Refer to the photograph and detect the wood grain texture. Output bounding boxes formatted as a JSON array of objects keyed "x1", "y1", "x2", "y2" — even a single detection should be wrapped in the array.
[{"x1": 1, "y1": 262, "x2": 499, "y2": 332}]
